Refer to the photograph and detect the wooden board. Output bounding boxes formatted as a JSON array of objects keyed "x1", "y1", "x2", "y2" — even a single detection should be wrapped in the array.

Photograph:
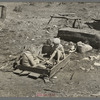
[
  {"x1": 28, "y1": 72, "x2": 41, "y2": 78},
  {"x1": 17, "y1": 65, "x2": 49, "y2": 75},
  {"x1": 14, "y1": 54, "x2": 71, "y2": 78},
  {"x1": 49, "y1": 54, "x2": 71, "y2": 78},
  {"x1": 20, "y1": 71, "x2": 30, "y2": 76},
  {"x1": 13, "y1": 69, "x2": 23, "y2": 75}
]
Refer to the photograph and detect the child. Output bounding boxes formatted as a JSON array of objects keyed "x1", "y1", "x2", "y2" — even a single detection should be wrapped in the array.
[
  {"x1": 14, "y1": 45, "x2": 46, "y2": 69},
  {"x1": 47, "y1": 38, "x2": 65, "y2": 64},
  {"x1": 42, "y1": 39, "x2": 53, "y2": 57}
]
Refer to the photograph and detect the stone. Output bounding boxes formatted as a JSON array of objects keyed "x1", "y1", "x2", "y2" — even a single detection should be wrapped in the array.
[
  {"x1": 82, "y1": 57, "x2": 90, "y2": 61},
  {"x1": 53, "y1": 76, "x2": 57, "y2": 79},
  {"x1": 89, "y1": 56, "x2": 96, "y2": 61},
  {"x1": 44, "y1": 77, "x2": 50, "y2": 83},
  {"x1": 86, "y1": 68, "x2": 90, "y2": 72},
  {"x1": 90, "y1": 66, "x2": 94, "y2": 70},
  {"x1": 94, "y1": 62, "x2": 100, "y2": 67},
  {"x1": 95, "y1": 55, "x2": 100, "y2": 60},
  {"x1": 91, "y1": 92, "x2": 100, "y2": 96},
  {"x1": 77, "y1": 41, "x2": 92, "y2": 53},
  {"x1": 80, "y1": 67, "x2": 85, "y2": 71}
]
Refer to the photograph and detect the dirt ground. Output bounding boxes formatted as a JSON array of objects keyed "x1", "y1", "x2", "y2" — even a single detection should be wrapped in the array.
[{"x1": 1, "y1": 2, "x2": 100, "y2": 97}]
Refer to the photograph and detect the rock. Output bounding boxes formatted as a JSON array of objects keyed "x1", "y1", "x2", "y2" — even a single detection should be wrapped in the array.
[
  {"x1": 53, "y1": 76, "x2": 57, "y2": 79},
  {"x1": 90, "y1": 66, "x2": 94, "y2": 70},
  {"x1": 26, "y1": 36, "x2": 29, "y2": 40},
  {"x1": 69, "y1": 42, "x2": 76, "y2": 53},
  {"x1": 86, "y1": 68, "x2": 90, "y2": 72},
  {"x1": 80, "y1": 67, "x2": 85, "y2": 71},
  {"x1": 46, "y1": 31, "x2": 49, "y2": 34},
  {"x1": 91, "y1": 92, "x2": 100, "y2": 96},
  {"x1": 53, "y1": 25, "x2": 57, "y2": 28},
  {"x1": 94, "y1": 62, "x2": 100, "y2": 67},
  {"x1": 95, "y1": 55, "x2": 100, "y2": 60},
  {"x1": 89, "y1": 56, "x2": 96, "y2": 61},
  {"x1": 76, "y1": 60, "x2": 80, "y2": 62},
  {"x1": 77, "y1": 41, "x2": 92, "y2": 53},
  {"x1": 82, "y1": 57, "x2": 90, "y2": 61},
  {"x1": 44, "y1": 77, "x2": 50, "y2": 83},
  {"x1": 31, "y1": 38, "x2": 34, "y2": 41}
]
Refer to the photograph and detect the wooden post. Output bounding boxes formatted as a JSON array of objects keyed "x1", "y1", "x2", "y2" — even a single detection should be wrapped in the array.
[{"x1": 0, "y1": 5, "x2": 6, "y2": 21}]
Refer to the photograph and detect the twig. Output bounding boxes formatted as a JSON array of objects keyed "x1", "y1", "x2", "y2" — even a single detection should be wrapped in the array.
[
  {"x1": 44, "y1": 88, "x2": 60, "y2": 93},
  {"x1": 70, "y1": 72, "x2": 75, "y2": 80}
]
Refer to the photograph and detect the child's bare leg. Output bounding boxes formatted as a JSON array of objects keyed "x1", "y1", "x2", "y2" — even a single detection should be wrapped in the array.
[
  {"x1": 49, "y1": 50, "x2": 57, "y2": 61},
  {"x1": 57, "y1": 50, "x2": 62, "y2": 63}
]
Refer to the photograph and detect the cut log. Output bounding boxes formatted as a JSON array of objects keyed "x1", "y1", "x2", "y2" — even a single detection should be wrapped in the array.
[{"x1": 58, "y1": 27, "x2": 100, "y2": 49}]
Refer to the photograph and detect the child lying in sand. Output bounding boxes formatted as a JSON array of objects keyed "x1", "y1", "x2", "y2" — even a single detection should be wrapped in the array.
[{"x1": 14, "y1": 45, "x2": 46, "y2": 69}]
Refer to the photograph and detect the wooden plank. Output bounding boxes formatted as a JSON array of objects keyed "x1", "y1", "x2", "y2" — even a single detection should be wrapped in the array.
[
  {"x1": 20, "y1": 71, "x2": 30, "y2": 76},
  {"x1": 51, "y1": 15, "x2": 80, "y2": 20},
  {"x1": 58, "y1": 13, "x2": 75, "y2": 16},
  {"x1": 13, "y1": 69, "x2": 23, "y2": 75},
  {"x1": 17, "y1": 65, "x2": 49, "y2": 75},
  {"x1": 15, "y1": 54, "x2": 71, "y2": 78},
  {"x1": 49, "y1": 54, "x2": 71, "y2": 78},
  {"x1": 28, "y1": 72, "x2": 41, "y2": 78}
]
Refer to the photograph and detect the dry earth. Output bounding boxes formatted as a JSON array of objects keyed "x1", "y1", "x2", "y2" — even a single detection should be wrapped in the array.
[{"x1": 0, "y1": 2, "x2": 100, "y2": 97}]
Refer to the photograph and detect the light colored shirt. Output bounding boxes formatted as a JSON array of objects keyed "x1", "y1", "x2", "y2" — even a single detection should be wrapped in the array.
[
  {"x1": 53, "y1": 44, "x2": 64, "y2": 53},
  {"x1": 22, "y1": 51, "x2": 36, "y2": 67}
]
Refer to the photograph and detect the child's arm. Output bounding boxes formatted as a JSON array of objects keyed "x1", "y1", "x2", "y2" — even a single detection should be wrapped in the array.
[
  {"x1": 15, "y1": 53, "x2": 23, "y2": 64},
  {"x1": 60, "y1": 45, "x2": 65, "y2": 58},
  {"x1": 49, "y1": 50, "x2": 57, "y2": 61},
  {"x1": 28, "y1": 55, "x2": 37, "y2": 66}
]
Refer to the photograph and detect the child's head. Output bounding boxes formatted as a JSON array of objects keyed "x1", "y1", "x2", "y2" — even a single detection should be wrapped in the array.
[
  {"x1": 46, "y1": 39, "x2": 52, "y2": 45},
  {"x1": 24, "y1": 44, "x2": 36, "y2": 54},
  {"x1": 53, "y1": 38, "x2": 60, "y2": 45}
]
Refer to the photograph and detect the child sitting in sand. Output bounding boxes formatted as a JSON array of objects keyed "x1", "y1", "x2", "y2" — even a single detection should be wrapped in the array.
[{"x1": 47, "y1": 38, "x2": 65, "y2": 64}]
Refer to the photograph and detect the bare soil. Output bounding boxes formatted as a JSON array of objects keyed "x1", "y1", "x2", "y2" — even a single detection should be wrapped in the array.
[{"x1": 0, "y1": 2, "x2": 100, "y2": 97}]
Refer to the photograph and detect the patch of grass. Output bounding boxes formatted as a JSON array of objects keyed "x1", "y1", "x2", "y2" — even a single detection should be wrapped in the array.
[
  {"x1": 13, "y1": 6, "x2": 22, "y2": 12},
  {"x1": 29, "y1": 2, "x2": 35, "y2": 6}
]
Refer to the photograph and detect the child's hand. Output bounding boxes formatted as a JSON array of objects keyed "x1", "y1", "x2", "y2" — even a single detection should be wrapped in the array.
[{"x1": 46, "y1": 60, "x2": 53, "y2": 65}]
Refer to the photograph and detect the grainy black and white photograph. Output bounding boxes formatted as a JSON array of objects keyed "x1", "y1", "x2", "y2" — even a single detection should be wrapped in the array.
[{"x1": 0, "y1": 2, "x2": 100, "y2": 97}]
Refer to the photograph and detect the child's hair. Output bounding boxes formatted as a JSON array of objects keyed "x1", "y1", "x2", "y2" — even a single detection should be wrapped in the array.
[
  {"x1": 53, "y1": 38, "x2": 60, "y2": 44},
  {"x1": 46, "y1": 39, "x2": 52, "y2": 45},
  {"x1": 24, "y1": 44, "x2": 36, "y2": 54}
]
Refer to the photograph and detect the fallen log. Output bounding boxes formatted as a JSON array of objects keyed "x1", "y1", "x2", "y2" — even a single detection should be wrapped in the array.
[{"x1": 58, "y1": 27, "x2": 100, "y2": 49}]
